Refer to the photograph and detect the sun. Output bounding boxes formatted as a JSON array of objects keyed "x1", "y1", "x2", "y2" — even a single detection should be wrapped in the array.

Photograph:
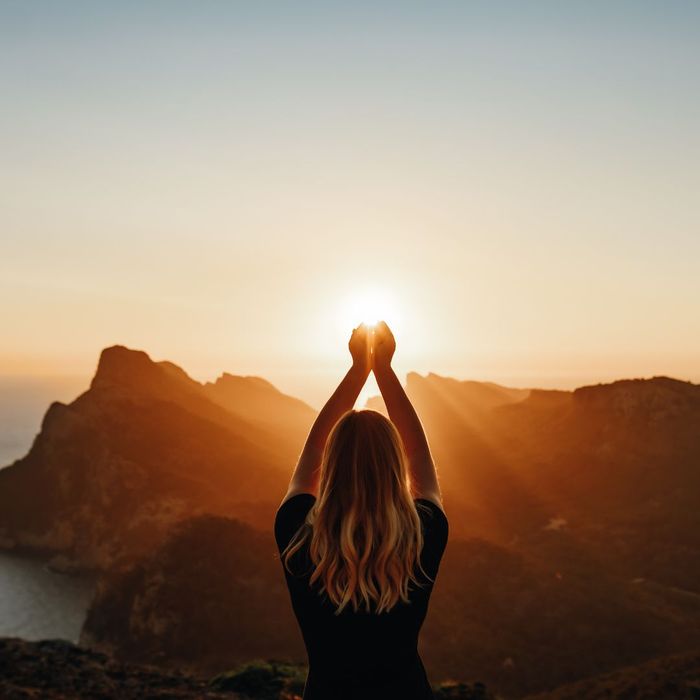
[
  {"x1": 339, "y1": 288, "x2": 400, "y2": 330},
  {"x1": 328, "y1": 286, "x2": 405, "y2": 407}
]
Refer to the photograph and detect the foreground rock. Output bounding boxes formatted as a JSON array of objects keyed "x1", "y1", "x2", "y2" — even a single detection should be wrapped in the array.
[
  {"x1": 0, "y1": 637, "x2": 243, "y2": 699},
  {"x1": 4, "y1": 636, "x2": 700, "y2": 699},
  {"x1": 0, "y1": 638, "x2": 494, "y2": 700}
]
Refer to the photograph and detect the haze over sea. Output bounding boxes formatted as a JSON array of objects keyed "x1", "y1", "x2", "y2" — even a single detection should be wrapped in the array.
[{"x1": 0, "y1": 376, "x2": 87, "y2": 467}]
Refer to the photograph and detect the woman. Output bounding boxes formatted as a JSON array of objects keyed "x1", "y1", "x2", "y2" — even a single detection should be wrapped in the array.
[{"x1": 274, "y1": 320, "x2": 448, "y2": 700}]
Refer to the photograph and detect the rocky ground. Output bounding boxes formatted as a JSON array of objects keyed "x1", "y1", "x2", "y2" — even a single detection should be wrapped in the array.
[
  {"x1": 0, "y1": 638, "x2": 494, "y2": 700},
  {"x1": 4, "y1": 636, "x2": 700, "y2": 698},
  {"x1": 0, "y1": 638, "x2": 244, "y2": 699}
]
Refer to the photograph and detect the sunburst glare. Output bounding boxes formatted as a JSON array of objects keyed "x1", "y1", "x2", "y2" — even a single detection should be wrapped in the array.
[{"x1": 339, "y1": 288, "x2": 401, "y2": 331}]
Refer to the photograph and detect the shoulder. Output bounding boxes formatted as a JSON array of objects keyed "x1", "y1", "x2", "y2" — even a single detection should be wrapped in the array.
[
  {"x1": 274, "y1": 492, "x2": 316, "y2": 551},
  {"x1": 414, "y1": 495, "x2": 448, "y2": 523},
  {"x1": 414, "y1": 497, "x2": 449, "y2": 538},
  {"x1": 414, "y1": 497, "x2": 449, "y2": 579},
  {"x1": 275, "y1": 491, "x2": 316, "y2": 521}
]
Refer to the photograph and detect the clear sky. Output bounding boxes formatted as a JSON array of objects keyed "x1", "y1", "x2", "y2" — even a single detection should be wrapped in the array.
[{"x1": 1, "y1": 1, "x2": 698, "y2": 408}]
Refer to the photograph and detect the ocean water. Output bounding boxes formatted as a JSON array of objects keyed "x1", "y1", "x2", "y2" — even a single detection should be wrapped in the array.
[
  {"x1": 0, "y1": 552, "x2": 96, "y2": 643},
  {"x1": 0, "y1": 376, "x2": 97, "y2": 642}
]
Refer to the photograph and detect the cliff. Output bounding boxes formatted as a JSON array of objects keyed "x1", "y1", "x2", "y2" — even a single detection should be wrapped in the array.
[{"x1": 0, "y1": 346, "x2": 315, "y2": 570}]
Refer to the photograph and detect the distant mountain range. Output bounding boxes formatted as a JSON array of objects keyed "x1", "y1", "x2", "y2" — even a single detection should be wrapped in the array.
[{"x1": 1, "y1": 346, "x2": 700, "y2": 697}]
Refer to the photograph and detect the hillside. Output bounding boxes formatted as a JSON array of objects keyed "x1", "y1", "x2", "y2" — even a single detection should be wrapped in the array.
[
  {"x1": 81, "y1": 512, "x2": 700, "y2": 697},
  {"x1": 369, "y1": 373, "x2": 700, "y2": 594},
  {"x1": 524, "y1": 648, "x2": 700, "y2": 700},
  {"x1": 0, "y1": 346, "x2": 315, "y2": 570}
]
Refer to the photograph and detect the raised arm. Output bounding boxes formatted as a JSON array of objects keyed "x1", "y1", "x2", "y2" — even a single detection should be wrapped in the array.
[
  {"x1": 372, "y1": 321, "x2": 443, "y2": 508},
  {"x1": 280, "y1": 324, "x2": 371, "y2": 505}
]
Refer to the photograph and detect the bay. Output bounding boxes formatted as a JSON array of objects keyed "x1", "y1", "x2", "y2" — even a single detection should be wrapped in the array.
[{"x1": 0, "y1": 552, "x2": 96, "y2": 643}]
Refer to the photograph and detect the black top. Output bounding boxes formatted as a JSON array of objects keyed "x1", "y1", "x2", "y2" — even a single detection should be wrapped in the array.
[{"x1": 274, "y1": 494, "x2": 449, "y2": 700}]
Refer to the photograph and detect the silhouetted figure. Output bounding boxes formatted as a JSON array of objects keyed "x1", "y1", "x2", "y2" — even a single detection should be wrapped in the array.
[{"x1": 274, "y1": 321, "x2": 448, "y2": 699}]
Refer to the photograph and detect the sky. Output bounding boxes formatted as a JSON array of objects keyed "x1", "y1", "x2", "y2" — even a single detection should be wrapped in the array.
[{"x1": 1, "y1": 1, "x2": 699, "y2": 409}]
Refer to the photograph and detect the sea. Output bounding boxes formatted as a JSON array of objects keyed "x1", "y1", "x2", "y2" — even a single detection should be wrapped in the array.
[
  {"x1": 0, "y1": 552, "x2": 97, "y2": 642},
  {"x1": 0, "y1": 375, "x2": 95, "y2": 642}
]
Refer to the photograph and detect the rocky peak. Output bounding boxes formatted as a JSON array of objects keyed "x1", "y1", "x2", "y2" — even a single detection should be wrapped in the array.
[
  {"x1": 573, "y1": 376, "x2": 700, "y2": 421},
  {"x1": 406, "y1": 371, "x2": 426, "y2": 386},
  {"x1": 203, "y1": 372, "x2": 315, "y2": 423},
  {"x1": 91, "y1": 346, "x2": 162, "y2": 390},
  {"x1": 90, "y1": 346, "x2": 200, "y2": 399},
  {"x1": 210, "y1": 373, "x2": 278, "y2": 395}
]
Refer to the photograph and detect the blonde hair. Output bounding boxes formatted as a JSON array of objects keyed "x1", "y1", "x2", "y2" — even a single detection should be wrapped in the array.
[{"x1": 281, "y1": 409, "x2": 434, "y2": 615}]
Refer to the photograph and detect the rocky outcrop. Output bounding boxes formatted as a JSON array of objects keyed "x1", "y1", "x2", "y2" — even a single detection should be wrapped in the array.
[
  {"x1": 0, "y1": 346, "x2": 315, "y2": 570},
  {"x1": 0, "y1": 637, "x2": 246, "y2": 699},
  {"x1": 80, "y1": 515, "x2": 303, "y2": 674},
  {"x1": 573, "y1": 376, "x2": 700, "y2": 422}
]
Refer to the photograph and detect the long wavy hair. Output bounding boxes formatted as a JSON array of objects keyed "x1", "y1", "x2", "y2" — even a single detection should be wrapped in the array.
[{"x1": 281, "y1": 409, "x2": 434, "y2": 615}]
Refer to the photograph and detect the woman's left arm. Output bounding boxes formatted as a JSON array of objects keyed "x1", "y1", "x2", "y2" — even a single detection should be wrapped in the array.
[{"x1": 280, "y1": 324, "x2": 371, "y2": 504}]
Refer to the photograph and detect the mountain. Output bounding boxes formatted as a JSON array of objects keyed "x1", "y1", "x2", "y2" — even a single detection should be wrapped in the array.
[
  {"x1": 490, "y1": 376, "x2": 700, "y2": 594},
  {"x1": 203, "y1": 372, "x2": 315, "y2": 447},
  {"x1": 0, "y1": 346, "x2": 315, "y2": 570},
  {"x1": 368, "y1": 373, "x2": 700, "y2": 594},
  {"x1": 365, "y1": 372, "x2": 529, "y2": 423}
]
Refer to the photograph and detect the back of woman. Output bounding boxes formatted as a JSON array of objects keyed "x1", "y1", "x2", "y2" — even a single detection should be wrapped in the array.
[
  {"x1": 275, "y1": 491, "x2": 448, "y2": 698},
  {"x1": 274, "y1": 322, "x2": 448, "y2": 700}
]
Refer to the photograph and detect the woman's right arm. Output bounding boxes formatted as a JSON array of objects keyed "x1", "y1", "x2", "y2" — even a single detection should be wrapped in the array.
[{"x1": 372, "y1": 321, "x2": 443, "y2": 507}]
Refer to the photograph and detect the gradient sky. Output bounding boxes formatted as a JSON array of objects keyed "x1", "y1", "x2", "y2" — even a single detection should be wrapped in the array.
[{"x1": 1, "y1": 1, "x2": 699, "y2": 408}]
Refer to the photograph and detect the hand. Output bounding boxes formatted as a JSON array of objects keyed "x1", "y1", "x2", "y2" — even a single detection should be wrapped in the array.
[
  {"x1": 348, "y1": 323, "x2": 372, "y2": 375},
  {"x1": 372, "y1": 320, "x2": 396, "y2": 371}
]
